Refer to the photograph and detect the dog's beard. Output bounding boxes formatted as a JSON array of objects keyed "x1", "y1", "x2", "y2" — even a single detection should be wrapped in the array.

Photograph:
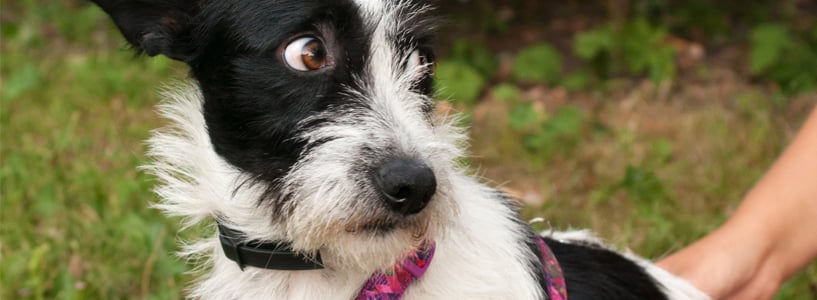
[
  {"x1": 277, "y1": 145, "x2": 455, "y2": 271},
  {"x1": 279, "y1": 177, "x2": 451, "y2": 271},
  {"x1": 323, "y1": 209, "x2": 447, "y2": 272}
]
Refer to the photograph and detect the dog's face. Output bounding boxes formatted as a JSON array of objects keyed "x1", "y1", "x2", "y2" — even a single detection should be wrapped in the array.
[{"x1": 96, "y1": 0, "x2": 463, "y2": 269}]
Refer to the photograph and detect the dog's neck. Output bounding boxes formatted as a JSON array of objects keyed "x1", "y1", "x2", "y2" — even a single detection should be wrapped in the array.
[{"x1": 217, "y1": 222, "x2": 439, "y2": 299}]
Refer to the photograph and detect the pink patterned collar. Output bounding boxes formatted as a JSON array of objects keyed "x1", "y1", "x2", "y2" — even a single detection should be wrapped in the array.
[
  {"x1": 356, "y1": 240, "x2": 436, "y2": 300},
  {"x1": 355, "y1": 237, "x2": 568, "y2": 300},
  {"x1": 535, "y1": 236, "x2": 569, "y2": 300}
]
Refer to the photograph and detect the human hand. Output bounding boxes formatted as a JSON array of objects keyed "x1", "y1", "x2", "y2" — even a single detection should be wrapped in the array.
[{"x1": 657, "y1": 223, "x2": 783, "y2": 300}]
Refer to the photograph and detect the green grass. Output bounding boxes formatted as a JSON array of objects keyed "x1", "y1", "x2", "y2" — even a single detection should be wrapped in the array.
[
  {"x1": 2, "y1": 1, "x2": 815, "y2": 299},
  {"x1": 2, "y1": 2, "x2": 189, "y2": 299}
]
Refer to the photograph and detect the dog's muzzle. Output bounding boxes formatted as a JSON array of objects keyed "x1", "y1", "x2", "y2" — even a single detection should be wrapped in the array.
[{"x1": 373, "y1": 158, "x2": 436, "y2": 215}]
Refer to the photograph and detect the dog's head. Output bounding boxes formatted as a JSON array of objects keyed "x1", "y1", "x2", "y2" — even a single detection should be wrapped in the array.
[{"x1": 95, "y1": 0, "x2": 464, "y2": 270}]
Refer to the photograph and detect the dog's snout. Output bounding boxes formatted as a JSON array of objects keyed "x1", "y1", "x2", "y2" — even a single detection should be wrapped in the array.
[{"x1": 374, "y1": 158, "x2": 437, "y2": 215}]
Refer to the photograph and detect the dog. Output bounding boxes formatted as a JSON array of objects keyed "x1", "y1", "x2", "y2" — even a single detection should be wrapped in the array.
[{"x1": 91, "y1": 0, "x2": 710, "y2": 299}]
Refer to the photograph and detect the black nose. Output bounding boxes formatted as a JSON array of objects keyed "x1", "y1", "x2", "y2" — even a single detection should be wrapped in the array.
[{"x1": 374, "y1": 158, "x2": 437, "y2": 215}]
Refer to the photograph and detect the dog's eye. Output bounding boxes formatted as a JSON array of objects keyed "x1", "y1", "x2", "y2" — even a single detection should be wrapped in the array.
[
  {"x1": 406, "y1": 48, "x2": 437, "y2": 76},
  {"x1": 283, "y1": 37, "x2": 329, "y2": 71},
  {"x1": 407, "y1": 48, "x2": 436, "y2": 96},
  {"x1": 407, "y1": 49, "x2": 435, "y2": 73}
]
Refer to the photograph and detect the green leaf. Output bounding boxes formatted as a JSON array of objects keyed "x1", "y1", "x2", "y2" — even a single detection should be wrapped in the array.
[
  {"x1": 521, "y1": 105, "x2": 585, "y2": 157},
  {"x1": 618, "y1": 165, "x2": 666, "y2": 201},
  {"x1": 524, "y1": 130, "x2": 559, "y2": 154},
  {"x1": 449, "y1": 39, "x2": 498, "y2": 78},
  {"x1": 544, "y1": 105, "x2": 584, "y2": 137},
  {"x1": 492, "y1": 83, "x2": 521, "y2": 102},
  {"x1": 562, "y1": 70, "x2": 591, "y2": 91},
  {"x1": 512, "y1": 43, "x2": 562, "y2": 84},
  {"x1": 508, "y1": 103, "x2": 539, "y2": 130},
  {"x1": 621, "y1": 19, "x2": 671, "y2": 76},
  {"x1": 573, "y1": 27, "x2": 615, "y2": 60},
  {"x1": 646, "y1": 46, "x2": 676, "y2": 83},
  {"x1": 434, "y1": 60, "x2": 486, "y2": 104},
  {"x1": 749, "y1": 24, "x2": 791, "y2": 74}
]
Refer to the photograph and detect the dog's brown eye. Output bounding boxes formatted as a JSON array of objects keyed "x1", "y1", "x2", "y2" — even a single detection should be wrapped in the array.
[
  {"x1": 407, "y1": 49, "x2": 435, "y2": 75},
  {"x1": 284, "y1": 37, "x2": 329, "y2": 71}
]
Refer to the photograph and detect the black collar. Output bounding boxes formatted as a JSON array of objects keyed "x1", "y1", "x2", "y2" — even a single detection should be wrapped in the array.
[{"x1": 217, "y1": 223, "x2": 324, "y2": 271}]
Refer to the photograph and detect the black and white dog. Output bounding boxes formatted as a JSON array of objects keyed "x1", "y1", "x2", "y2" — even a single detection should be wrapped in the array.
[{"x1": 92, "y1": 0, "x2": 709, "y2": 299}]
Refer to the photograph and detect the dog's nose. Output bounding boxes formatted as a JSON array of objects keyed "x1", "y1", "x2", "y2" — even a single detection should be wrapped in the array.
[{"x1": 374, "y1": 158, "x2": 437, "y2": 215}]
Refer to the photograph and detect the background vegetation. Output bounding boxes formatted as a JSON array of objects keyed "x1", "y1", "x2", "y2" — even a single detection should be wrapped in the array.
[{"x1": 2, "y1": 0, "x2": 816, "y2": 298}]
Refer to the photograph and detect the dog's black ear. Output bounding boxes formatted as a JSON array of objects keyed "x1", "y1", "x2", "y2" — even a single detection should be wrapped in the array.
[{"x1": 91, "y1": 0, "x2": 200, "y2": 61}]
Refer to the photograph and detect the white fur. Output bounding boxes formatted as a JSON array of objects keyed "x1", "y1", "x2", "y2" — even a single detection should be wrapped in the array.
[
  {"x1": 146, "y1": 83, "x2": 542, "y2": 299},
  {"x1": 142, "y1": 1, "x2": 709, "y2": 299}
]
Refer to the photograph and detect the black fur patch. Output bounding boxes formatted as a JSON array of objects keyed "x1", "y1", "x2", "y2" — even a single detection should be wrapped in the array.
[
  {"x1": 93, "y1": 0, "x2": 439, "y2": 216},
  {"x1": 544, "y1": 238, "x2": 669, "y2": 300},
  {"x1": 491, "y1": 188, "x2": 667, "y2": 299}
]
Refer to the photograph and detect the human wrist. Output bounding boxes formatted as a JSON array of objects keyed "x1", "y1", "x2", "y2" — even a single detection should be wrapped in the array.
[{"x1": 718, "y1": 198, "x2": 786, "y2": 295}]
